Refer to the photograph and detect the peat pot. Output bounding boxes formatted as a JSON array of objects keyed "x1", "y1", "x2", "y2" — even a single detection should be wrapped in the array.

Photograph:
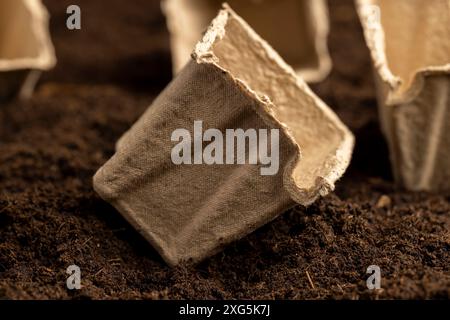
[
  {"x1": 162, "y1": 0, "x2": 331, "y2": 82},
  {"x1": 357, "y1": 0, "x2": 450, "y2": 191},
  {"x1": 94, "y1": 5, "x2": 354, "y2": 266},
  {"x1": 0, "y1": 0, "x2": 56, "y2": 101}
]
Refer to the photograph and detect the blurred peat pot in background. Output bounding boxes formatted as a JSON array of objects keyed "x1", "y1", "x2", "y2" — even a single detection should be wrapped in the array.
[
  {"x1": 0, "y1": 0, "x2": 56, "y2": 102},
  {"x1": 94, "y1": 5, "x2": 354, "y2": 266},
  {"x1": 162, "y1": 0, "x2": 331, "y2": 82},
  {"x1": 356, "y1": 0, "x2": 450, "y2": 191}
]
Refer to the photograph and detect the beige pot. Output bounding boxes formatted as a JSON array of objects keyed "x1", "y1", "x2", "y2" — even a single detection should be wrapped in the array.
[
  {"x1": 162, "y1": 0, "x2": 331, "y2": 82},
  {"x1": 94, "y1": 5, "x2": 353, "y2": 266},
  {"x1": 356, "y1": 0, "x2": 450, "y2": 191},
  {"x1": 0, "y1": 0, "x2": 56, "y2": 101}
]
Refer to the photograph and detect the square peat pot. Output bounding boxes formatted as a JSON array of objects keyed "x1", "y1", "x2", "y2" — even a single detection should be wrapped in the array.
[
  {"x1": 357, "y1": 0, "x2": 450, "y2": 191},
  {"x1": 94, "y1": 5, "x2": 354, "y2": 266},
  {"x1": 162, "y1": 0, "x2": 331, "y2": 82},
  {"x1": 0, "y1": 0, "x2": 56, "y2": 102}
]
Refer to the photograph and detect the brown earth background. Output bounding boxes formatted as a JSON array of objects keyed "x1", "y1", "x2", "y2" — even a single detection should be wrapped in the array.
[{"x1": 0, "y1": 0, "x2": 449, "y2": 299}]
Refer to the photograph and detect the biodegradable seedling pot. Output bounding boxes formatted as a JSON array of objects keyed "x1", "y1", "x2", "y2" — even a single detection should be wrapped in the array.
[
  {"x1": 356, "y1": 0, "x2": 450, "y2": 191},
  {"x1": 94, "y1": 5, "x2": 353, "y2": 266},
  {"x1": 162, "y1": 0, "x2": 331, "y2": 82},
  {"x1": 0, "y1": 0, "x2": 56, "y2": 101}
]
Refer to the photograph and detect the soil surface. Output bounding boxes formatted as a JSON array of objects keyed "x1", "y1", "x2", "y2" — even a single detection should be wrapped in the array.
[{"x1": 1, "y1": 0, "x2": 449, "y2": 299}]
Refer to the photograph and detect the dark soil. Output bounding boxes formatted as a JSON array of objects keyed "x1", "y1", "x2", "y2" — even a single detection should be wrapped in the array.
[{"x1": 1, "y1": 0, "x2": 449, "y2": 299}]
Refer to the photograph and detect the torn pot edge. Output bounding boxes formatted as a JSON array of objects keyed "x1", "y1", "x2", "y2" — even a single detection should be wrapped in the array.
[{"x1": 193, "y1": 4, "x2": 354, "y2": 206}]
